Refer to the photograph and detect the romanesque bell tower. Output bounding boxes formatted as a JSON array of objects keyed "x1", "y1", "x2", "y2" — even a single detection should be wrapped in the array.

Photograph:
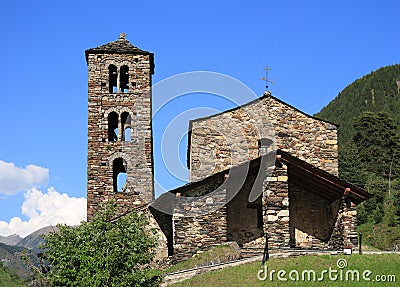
[{"x1": 85, "y1": 33, "x2": 155, "y2": 220}]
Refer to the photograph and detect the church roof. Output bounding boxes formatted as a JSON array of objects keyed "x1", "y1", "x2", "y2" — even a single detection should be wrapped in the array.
[
  {"x1": 189, "y1": 92, "x2": 338, "y2": 127},
  {"x1": 152, "y1": 150, "x2": 371, "y2": 213},
  {"x1": 85, "y1": 33, "x2": 153, "y2": 61},
  {"x1": 277, "y1": 150, "x2": 371, "y2": 205}
]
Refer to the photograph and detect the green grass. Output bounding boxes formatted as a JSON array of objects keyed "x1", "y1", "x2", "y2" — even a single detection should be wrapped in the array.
[
  {"x1": 163, "y1": 244, "x2": 239, "y2": 273},
  {"x1": 361, "y1": 244, "x2": 382, "y2": 252},
  {"x1": 358, "y1": 221, "x2": 400, "y2": 251},
  {"x1": 0, "y1": 268, "x2": 27, "y2": 287},
  {"x1": 170, "y1": 254, "x2": 400, "y2": 286}
]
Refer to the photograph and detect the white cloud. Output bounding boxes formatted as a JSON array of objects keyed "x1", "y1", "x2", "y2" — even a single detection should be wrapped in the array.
[
  {"x1": 0, "y1": 187, "x2": 86, "y2": 237},
  {"x1": 0, "y1": 160, "x2": 49, "y2": 195}
]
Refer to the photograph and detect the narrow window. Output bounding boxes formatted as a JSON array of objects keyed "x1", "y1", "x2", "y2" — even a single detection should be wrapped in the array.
[
  {"x1": 113, "y1": 158, "x2": 127, "y2": 192},
  {"x1": 108, "y1": 112, "x2": 119, "y2": 142},
  {"x1": 259, "y1": 138, "x2": 273, "y2": 156},
  {"x1": 120, "y1": 65, "x2": 129, "y2": 93},
  {"x1": 121, "y1": 112, "x2": 131, "y2": 142},
  {"x1": 124, "y1": 128, "x2": 131, "y2": 142},
  {"x1": 117, "y1": 173, "x2": 128, "y2": 192},
  {"x1": 109, "y1": 64, "x2": 118, "y2": 93}
]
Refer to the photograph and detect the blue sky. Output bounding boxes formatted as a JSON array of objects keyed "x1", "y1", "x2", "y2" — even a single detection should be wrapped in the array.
[{"x1": 0, "y1": 0, "x2": 399, "y2": 236}]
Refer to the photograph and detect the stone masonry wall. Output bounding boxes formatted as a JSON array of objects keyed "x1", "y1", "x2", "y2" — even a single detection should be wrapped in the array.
[
  {"x1": 87, "y1": 52, "x2": 154, "y2": 220},
  {"x1": 262, "y1": 164, "x2": 290, "y2": 249},
  {"x1": 142, "y1": 208, "x2": 169, "y2": 265},
  {"x1": 342, "y1": 200, "x2": 358, "y2": 249},
  {"x1": 327, "y1": 198, "x2": 358, "y2": 251},
  {"x1": 172, "y1": 194, "x2": 228, "y2": 262},
  {"x1": 189, "y1": 94, "x2": 338, "y2": 182},
  {"x1": 226, "y1": 171, "x2": 263, "y2": 246},
  {"x1": 289, "y1": 182, "x2": 340, "y2": 249}
]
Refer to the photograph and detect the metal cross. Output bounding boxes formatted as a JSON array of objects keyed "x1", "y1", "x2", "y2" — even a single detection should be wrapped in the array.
[{"x1": 260, "y1": 66, "x2": 274, "y2": 90}]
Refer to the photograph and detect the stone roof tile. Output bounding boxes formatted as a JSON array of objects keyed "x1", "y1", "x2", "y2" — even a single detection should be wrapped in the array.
[{"x1": 85, "y1": 33, "x2": 152, "y2": 60}]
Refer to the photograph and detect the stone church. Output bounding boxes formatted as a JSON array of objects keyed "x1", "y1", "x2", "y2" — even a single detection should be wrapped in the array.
[{"x1": 85, "y1": 34, "x2": 371, "y2": 262}]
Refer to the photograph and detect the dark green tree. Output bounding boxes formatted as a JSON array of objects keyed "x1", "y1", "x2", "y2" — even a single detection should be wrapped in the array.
[
  {"x1": 41, "y1": 202, "x2": 159, "y2": 287},
  {"x1": 338, "y1": 140, "x2": 369, "y2": 186},
  {"x1": 383, "y1": 178, "x2": 400, "y2": 227},
  {"x1": 315, "y1": 64, "x2": 400, "y2": 250},
  {"x1": 353, "y1": 111, "x2": 400, "y2": 180},
  {"x1": 315, "y1": 64, "x2": 400, "y2": 147},
  {"x1": 358, "y1": 175, "x2": 387, "y2": 224},
  {"x1": 383, "y1": 194, "x2": 399, "y2": 227}
]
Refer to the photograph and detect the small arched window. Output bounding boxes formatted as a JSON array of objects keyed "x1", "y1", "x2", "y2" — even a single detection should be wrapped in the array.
[
  {"x1": 109, "y1": 65, "x2": 118, "y2": 93},
  {"x1": 113, "y1": 158, "x2": 127, "y2": 192},
  {"x1": 121, "y1": 112, "x2": 131, "y2": 142},
  {"x1": 120, "y1": 65, "x2": 129, "y2": 93},
  {"x1": 108, "y1": 112, "x2": 119, "y2": 142}
]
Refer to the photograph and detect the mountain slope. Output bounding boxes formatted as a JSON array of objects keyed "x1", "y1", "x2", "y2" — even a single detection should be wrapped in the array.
[
  {"x1": 0, "y1": 243, "x2": 32, "y2": 280},
  {"x1": 0, "y1": 226, "x2": 58, "y2": 281},
  {"x1": 0, "y1": 234, "x2": 22, "y2": 246},
  {"x1": 315, "y1": 64, "x2": 400, "y2": 250},
  {"x1": 17, "y1": 226, "x2": 57, "y2": 253},
  {"x1": 315, "y1": 64, "x2": 400, "y2": 146},
  {"x1": 0, "y1": 268, "x2": 27, "y2": 287}
]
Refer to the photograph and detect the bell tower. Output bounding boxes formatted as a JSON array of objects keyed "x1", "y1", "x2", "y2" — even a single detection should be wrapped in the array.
[{"x1": 85, "y1": 33, "x2": 155, "y2": 220}]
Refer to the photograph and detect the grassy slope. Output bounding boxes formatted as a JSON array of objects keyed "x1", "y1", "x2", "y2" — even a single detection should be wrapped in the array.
[
  {"x1": 170, "y1": 254, "x2": 400, "y2": 287},
  {"x1": 164, "y1": 244, "x2": 239, "y2": 273},
  {"x1": 0, "y1": 268, "x2": 27, "y2": 287}
]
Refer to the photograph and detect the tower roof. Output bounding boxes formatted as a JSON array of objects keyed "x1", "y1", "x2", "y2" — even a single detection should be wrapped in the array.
[{"x1": 85, "y1": 33, "x2": 153, "y2": 62}]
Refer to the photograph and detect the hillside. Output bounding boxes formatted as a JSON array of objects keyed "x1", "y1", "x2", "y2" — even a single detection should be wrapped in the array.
[
  {"x1": 315, "y1": 64, "x2": 400, "y2": 146},
  {"x1": 17, "y1": 226, "x2": 57, "y2": 253},
  {"x1": 0, "y1": 268, "x2": 27, "y2": 287},
  {"x1": 0, "y1": 235, "x2": 21, "y2": 246},
  {"x1": 0, "y1": 243, "x2": 32, "y2": 280},
  {"x1": 0, "y1": 226, "x2": 57, "y2": 282},
  {"x1": 315, "y1": 64, "x2": 400, "y2": 250}
]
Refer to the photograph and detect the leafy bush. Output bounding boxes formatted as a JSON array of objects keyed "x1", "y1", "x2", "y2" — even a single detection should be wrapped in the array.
[{"x1": 40, "y1": 202, "x2": 160, "y2": 287}]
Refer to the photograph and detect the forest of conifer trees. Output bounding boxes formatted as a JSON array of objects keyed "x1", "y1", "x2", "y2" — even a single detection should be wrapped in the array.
[{"x1": 316, "y1": 64, "x2": 400, "y2": 250}]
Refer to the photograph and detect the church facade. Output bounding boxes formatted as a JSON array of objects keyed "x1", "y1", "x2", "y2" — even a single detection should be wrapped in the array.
[{"x1": 85, "y1": 34, "x2": 371, "y2": 263}]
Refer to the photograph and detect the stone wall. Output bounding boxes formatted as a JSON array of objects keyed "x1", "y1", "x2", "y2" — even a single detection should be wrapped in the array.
[
  {"x1": 142, "y1": 208, "x2": 169, "y2": 265},
  {"x1": 189, "y1": 94, "x2": 338, "y2": 182},
  {"x1": 86, "y1": 51, "x2": 154, "y2": 220},
  {"x1": 172, "y1": 205, "x2": 227, "y2": 262},
  {"x1": 262, "y1": 164, "x2": 290, "y2": 249},
  {"x1": 289, "y1": 183, "x2": 340, "y2": 249},
  {"x1": 341, "y1": 200, "x2": 358, "y2": 249},
  {"x1": 326, "y1": 198, "x2": 358, "y2": 250},
  {"x1": 226, "y1": 172, "x2": 263, "y2": 246}
]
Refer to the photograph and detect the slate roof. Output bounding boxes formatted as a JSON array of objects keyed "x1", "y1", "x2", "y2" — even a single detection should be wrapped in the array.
[
  {"x1": 189, "y1": 92, "x2": 338, "y2": 127},
  {"x1": 278, "y1": 150, "x2": 372, "y2": 205},
  {"x1": 85, "y1": 33, "x2": 154, "y2": 65},
  {"x1": 151, "y1": 149, "x2": 371, "y2": 214}
]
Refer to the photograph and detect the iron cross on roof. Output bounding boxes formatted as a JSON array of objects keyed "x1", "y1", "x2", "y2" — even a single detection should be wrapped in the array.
[{"x1": 260, "y1": 66, "x2": 275, "y2": 90}]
